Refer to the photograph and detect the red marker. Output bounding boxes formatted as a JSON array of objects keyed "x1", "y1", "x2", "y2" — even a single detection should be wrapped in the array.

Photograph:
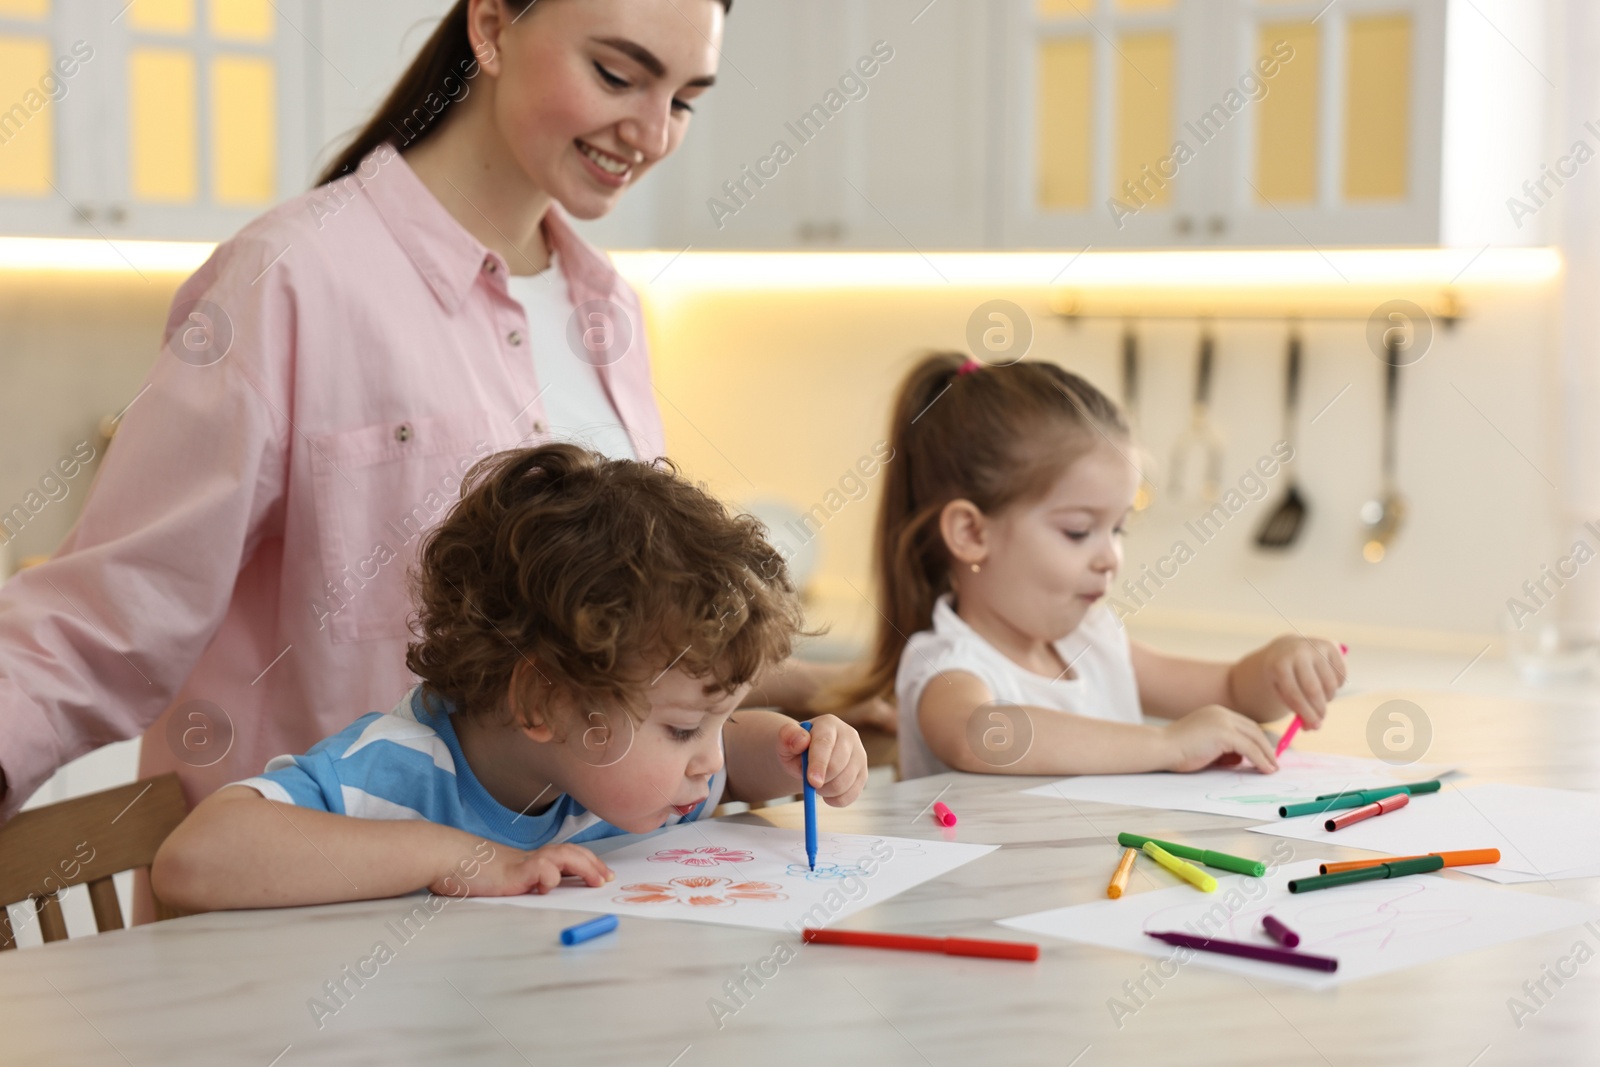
[
  {"x1": 932, "y1": 801, "x2": 957, "y2": 827},
  {"x1": 1326, "y1": 791, "x2": 1408, "y2": 831},
  {"x1": 802, "y1": 928, "x2": 1038, "y2": 962}
]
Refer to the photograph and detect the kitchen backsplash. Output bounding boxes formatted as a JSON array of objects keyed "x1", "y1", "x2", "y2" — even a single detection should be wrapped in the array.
[{"x1": 0, "y1": 267, "x2": 1575, "y2": 654}]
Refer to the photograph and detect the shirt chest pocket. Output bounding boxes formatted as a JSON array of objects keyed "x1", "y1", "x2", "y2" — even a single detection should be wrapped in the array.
[{"x1": 309, "y1": 411, "x2": 495, "y2": 644}]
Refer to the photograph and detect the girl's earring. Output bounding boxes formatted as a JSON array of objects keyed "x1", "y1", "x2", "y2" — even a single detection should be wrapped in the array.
[{"x1": 970, "y1": 562, "x2": 981, "y2": 574}]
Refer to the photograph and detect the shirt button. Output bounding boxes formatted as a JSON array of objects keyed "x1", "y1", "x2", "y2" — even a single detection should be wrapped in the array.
[
  {"x1": 532, "y1": 420, "x2": 546, "y2": 433},
  {"x1": 394, "y1": 423, "x2": 412, "y2": 443},
  {"x1": 508, "y1": 330, "x2": 523, "y2": 346},
  {"x1": 484, "y1": 259, "x2": 498, "y2": 274}
]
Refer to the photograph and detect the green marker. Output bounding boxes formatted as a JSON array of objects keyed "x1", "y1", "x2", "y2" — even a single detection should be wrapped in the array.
[
  {"x1": 1287, "y1": 854, "x2": 1444, "y2": 894},
  {"x1": 1314, "y1": 779, "x2": 1442, "y2": 802},
  {"x1": 1278, "y1": 781, "x2": 1441, "y2": 819},
  {"x1": 1116, "y1": 833, "x2": 1266, "y2": 877}
]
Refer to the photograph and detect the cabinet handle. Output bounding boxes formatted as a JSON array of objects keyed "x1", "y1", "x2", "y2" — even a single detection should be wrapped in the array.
[
  {"x1": 1207, "y1": 214, "x2": 1227, "y2": 236},
  {"x1": 1174, "y1": 214, "x2": 1194, "y2": 235}
]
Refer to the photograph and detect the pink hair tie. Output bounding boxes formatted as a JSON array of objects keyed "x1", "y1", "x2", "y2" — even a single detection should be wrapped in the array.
[{"x1": 957, "y1": 358, "x2": 983, "y2": 376}]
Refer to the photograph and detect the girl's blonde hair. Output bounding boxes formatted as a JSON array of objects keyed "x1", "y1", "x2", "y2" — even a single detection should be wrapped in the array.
[{"x1": 826, "y1": 352, "x2": 1128, "y2": 710}]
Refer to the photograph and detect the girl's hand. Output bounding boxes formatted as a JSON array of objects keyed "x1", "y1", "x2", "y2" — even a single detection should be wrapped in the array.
[
  {"x1": 428, "y1": 841, "x2": 614, "y2": 899},
  {"x1": 778, "y1": 715, "x2": 869, "y2": 806},
  {"x1": 1161, "y1": 705, "x2": 1278, "y2": 774},
  {"x1": 1227, "y1": 636, "x2": 1346, "y2": 729}
]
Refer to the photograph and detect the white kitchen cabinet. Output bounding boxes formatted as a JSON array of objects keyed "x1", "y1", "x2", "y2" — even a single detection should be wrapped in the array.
[
  {"x1": 0, "y1": 0, "x2": 310, "y2": 241},
  {"x1": 646, "y1": 0, "x2": 993, "y2": 251},
  {"x1": 998, "y1": 0, "x2": 1449, "y2": 248}
]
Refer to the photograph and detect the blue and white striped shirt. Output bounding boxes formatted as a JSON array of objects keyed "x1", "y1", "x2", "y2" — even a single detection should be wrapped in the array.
[{"x1": 234, "y1": 685, "x2": 725, "y2": 851}]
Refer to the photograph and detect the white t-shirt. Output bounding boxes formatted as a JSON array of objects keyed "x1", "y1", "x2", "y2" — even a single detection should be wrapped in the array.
[
  {"x1": 895, "y1": 593, "x2": 1144, "y2": 779},
  {"x1": 506, "y1": 252, "x2": 637, "y2": 462}
]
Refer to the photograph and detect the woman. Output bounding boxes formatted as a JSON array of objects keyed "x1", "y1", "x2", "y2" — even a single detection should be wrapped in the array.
[{"x1": 0, "y1": 0, "x2": 885, "y2": 853}]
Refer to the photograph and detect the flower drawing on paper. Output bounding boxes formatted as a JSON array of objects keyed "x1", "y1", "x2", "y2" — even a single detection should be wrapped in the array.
[
  {"x1": 614, "y1": 876, "x2": 788, "y2": 908},
  {"x1": 647, "y1": 846, "x2": 755, "y2": 868}
]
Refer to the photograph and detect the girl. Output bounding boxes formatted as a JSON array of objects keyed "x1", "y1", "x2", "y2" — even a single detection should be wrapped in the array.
[{"x1": 835, "y1": 352, "x2": 1345, "y2": 780}]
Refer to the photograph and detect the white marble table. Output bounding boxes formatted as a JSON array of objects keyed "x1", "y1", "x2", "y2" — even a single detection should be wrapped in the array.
[{"x1": 4, "y1": 688, "x2": 1600, "y2": 1067}]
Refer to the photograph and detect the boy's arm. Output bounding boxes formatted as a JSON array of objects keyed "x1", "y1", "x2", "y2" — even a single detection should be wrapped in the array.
[
  {"x1": 721, "y1": 709, "x2": 867, "y2": 807},
  {"x1": 151, "y1": 785, "x2": 493, "y2": 911},
  {"x1": 740, "y1": 658, "x2": 896, "y2": 732},
  {"x1": 151, "y1": 785, "x2": 614, "y2": 912}
]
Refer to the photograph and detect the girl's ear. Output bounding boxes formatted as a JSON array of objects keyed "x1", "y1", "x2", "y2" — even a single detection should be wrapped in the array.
[
  {"x1": 466, "y1": 0, "x2": 511, "y2": 77},
  {"x1": 939, "y1": 498, "x2": 988, "y2": 568}
]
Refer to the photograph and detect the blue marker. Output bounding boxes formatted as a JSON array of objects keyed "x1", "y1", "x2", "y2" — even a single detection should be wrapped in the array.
[
  {"x1": 801, "y1": 721, "x2": 817, "y2": 871},
  {"x1": 559, "y1": 914, "x2": 618, "y2": 946}
]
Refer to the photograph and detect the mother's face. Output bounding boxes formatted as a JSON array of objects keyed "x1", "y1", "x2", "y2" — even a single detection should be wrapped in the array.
[{"x1": 470, "y1": 0, "x2": 723, "y2": 220}]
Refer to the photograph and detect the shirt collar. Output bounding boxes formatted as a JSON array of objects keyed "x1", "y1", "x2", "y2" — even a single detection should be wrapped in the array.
[
  {"x1": 359, "y1": 142, "x2": 622, "y2": 313},
  {"x1": 409, "y1": 686, "x2": 586, "y2": 850}
]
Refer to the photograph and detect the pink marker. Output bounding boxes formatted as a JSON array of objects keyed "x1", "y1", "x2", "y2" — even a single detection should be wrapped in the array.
[
  {"x1": 1274, "y1": 717, "x2": 1302, "y2": 759},
  {"x1": 932, "y1": 802, "x2": 957, "y2": 827}
]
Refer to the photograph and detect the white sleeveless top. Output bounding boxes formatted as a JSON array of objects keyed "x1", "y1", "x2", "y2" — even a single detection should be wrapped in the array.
[{"x1": 895, "y1": 593, "x2": 1143, "y2": 779}]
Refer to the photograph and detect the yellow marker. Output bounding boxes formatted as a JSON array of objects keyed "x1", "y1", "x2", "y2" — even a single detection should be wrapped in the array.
[
  {"x1": 1143, "y1": 841, "x2": 1217, "y2": 893},
  {"x1": 1108, "y1": 847, "x2": 1138, "y2": 899}
]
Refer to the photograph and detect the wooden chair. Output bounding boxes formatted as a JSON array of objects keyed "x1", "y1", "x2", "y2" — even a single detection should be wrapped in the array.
[{"x1": 0, "y1": 773, "x2": 189, "y2": 949}]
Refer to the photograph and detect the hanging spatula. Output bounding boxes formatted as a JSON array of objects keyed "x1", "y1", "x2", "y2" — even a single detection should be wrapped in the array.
[{"x1": 1256, "y1": 327, "x2": 1309, "y2": 549}]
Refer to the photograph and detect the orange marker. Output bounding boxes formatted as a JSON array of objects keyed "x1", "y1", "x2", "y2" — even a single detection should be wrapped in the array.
[
  {"x1": 1319, "y1": 849, "x2": 1500, "y2": 875},
  {"x1": 1107, "y1": 847, "x2": 1137, "y2": 899},
  {"x1": 1325, "y1": 792, "x2": 1408, "y2": 831}
]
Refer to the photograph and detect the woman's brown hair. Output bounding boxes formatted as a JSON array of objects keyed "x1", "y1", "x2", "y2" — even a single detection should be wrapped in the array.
[
  {"x1": 405, "y1": 443, "x2": 801, "y2": 730},
  {"x1": 318, "y1": 0, "x2": 733, "y2": 185},
  {"x1": 826, "y1": 352, "x2": 1129, "y2": 710}
]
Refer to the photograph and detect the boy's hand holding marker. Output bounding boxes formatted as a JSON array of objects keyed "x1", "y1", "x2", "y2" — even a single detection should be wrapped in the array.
[{"x1": 778, "y1": 715, "x2": 869, "y2": 807}]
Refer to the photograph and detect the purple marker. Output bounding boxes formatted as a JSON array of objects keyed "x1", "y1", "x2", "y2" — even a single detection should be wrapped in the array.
[
  {"x1": 1146, "y1": 931, "x2": 1336, "y2": 972},
  {"x1": 1261, "y1": 914, "x2": 1301, "y2": 948}
]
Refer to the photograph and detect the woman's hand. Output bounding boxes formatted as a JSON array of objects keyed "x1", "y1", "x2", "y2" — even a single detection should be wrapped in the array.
[
  {"x1": 777, "y1": 714, "x2": 869, "y2": 807},
  {"x1": 429, "y1": 841, "x2": 614, "y2": 899},
  {"x1": 1161, "y1": 704, "x2": 1279, "y2": 774},
  {"x1": 1227, "y1": 636, "x2": 1346, "y2": 729}
]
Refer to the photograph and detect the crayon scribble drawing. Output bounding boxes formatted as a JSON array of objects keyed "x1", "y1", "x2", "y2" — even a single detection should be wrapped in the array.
[
  {"x1": 786, "y1": 862, "x2": 871, "y2": 882},
  {"x1": 613, "y1": 876, "x2": 788, "y2": 908},
  {"x1": 647, "y1": 846, "x2": 756, "y2": 867},
  {"x1": 781, "y1": 835, "x2": 923, "y2": 869}
]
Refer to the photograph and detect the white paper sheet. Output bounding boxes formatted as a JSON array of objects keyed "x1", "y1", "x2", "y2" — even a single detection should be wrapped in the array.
[
  {"x1": 1020, "y1": 750, "x2": 1455, "y2": 820},
  {"x1": 1247, "y1": 782, "x2": 1600, "y2": 882},
  {"x1": 469, "y1": 822, "x2": 997, "y2": 931},
  {"x1": 997, "y1": 859, "x2": 1600, "y2": 989}
]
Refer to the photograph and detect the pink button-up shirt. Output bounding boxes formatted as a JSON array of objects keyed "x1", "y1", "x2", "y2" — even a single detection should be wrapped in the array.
[{"x1": 0, "y1": 144, "x2": 665, "y2": 821}]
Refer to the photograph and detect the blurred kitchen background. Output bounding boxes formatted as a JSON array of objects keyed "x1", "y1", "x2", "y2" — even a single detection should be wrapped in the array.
[{"x1": 3, "y1": 0, "x2": 1599, "y2": 917}]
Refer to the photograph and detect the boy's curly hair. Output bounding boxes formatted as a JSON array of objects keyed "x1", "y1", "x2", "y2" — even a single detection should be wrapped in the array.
[{"x1": 405, "y1": 443, "x2": 805, "y2": 731}]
